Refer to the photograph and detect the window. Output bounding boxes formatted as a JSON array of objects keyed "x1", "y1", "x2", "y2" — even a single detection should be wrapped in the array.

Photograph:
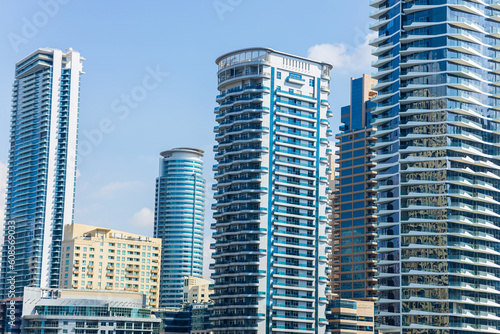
[
  {"x1": 341, "y1": 177, "x2": 352, "y2": 185},
  {"x1": 353, "y1": 201, "x2": 364, "y2": 209},
  {"x1": 342, "y1": 152, "x2": 352, "y2": 159},
  {"x1": 353, "y1": 254, "x2": 365, "y2": 262},
  {"x1": 353, "y1": 175, "x2": 364, "y2": 183},
  {"x1": 341, "y1": 282, "x2": 352, "y2": 290},
  {"x1": 353, "y1": 192, "x2": 364, "y2": 200},
  {"x1": 353, "y1": 236, "x2": 364, "y2": 244},
  {"x1": 353, "y1": 166, "x2": 364, "y2": 174},
  {"x1": 277, "y1": 71, "x2": 281, "y2": 79},
  {"x1": 341, "y1": 274, "x2": 352, "y2": 280},
  {"x1": 341, "y1": 203, "x2": 352, "y2": 211},
  {"x1": 341, "y1": 186, "x2": 352, "y2": 193},
  {"x1": 353, "y1": 281, "x2": 365, "y2": 289},
  {"x1": 353, "y1": 245, "x2": 365, "y2": 253},
  {"x1": 341, "y1": 238, "x2": 352, "y2": 246},
  {"x1": 353, "y1": 219, "x2": 364, "y2": 226},
  {"x1": 353, "y1": 158, "x2": 364, "y2": 165},
  {"x1": 341, "y1": 220, "x2": 352, "y2": 228},
  {"x1": 353, "y1": 263, "x2": 365, "y2": 271},
  {"x1": 341, "y1": 229, "x2": 352, "y2": 237},
  {"x1": 353, "y1": 290, "x2": 365, "y2": 298},
  {"x1": 341, "y1": 247, "x2": 352, "y2": 255},
  {"x1": 353, "y1": 140, "x2": 365, "y2": 149},
  {"x1": 353, "y1": 210, "x2": 364, "y2": 218},
  {"x1": 353, "y1": 149, "x2": 365, "y2": 157},
  {"x1": 353, "y1": 272, "x2": 365, "y2": 280},
  {"x1": 341, "y1": 169, "x2": 352, "y2": 177},
  {"x1": 309, "y1": 79, "x2": 314, "y2": 87},
  {"x1": 340, "y1": 258, "x2": 353, "y2": 267},
  {"x1": 341, "y1": 265, "x2": 352, "y2": 272},
  {"x1": 353, "y1": 227, "x2": 364, "y2": 235},
  {"x1": 341, "y1": 291, "x2": 353, "y2": 298},
  {"x1": 341, "y1": 212, "x2": 353, "y2": 219}
]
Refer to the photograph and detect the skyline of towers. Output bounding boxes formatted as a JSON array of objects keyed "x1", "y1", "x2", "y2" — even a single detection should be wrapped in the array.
[
  {"x1": 6, "y1": 5, "x2": 500, "y2": 331},
  {"x1": 370, "y1": 1, "x2": 500, "y2": 333},
  {"x1": 154, "y1": 148, "x2": 206, "y2": 308},
  {"x1": 330, "y1": 74, "x2": 378, "y2": 301},
  {"x1": 211, "y1": 48, "x2": 332, "y2": 334},
  {"x1": 0, "y1": 48, "x2": 84, "y2": 298}
]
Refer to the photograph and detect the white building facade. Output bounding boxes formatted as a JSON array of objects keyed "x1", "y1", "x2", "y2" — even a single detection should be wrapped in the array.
[{"x1": 211, "y1": 48, "x2": 332, "y2": 334}]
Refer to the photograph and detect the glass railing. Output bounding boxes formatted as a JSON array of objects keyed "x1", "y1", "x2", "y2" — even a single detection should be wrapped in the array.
[
  {"x1": 217, "y1": 85, "x2": 269, "y2": 99},
  {"x1": 275, "y1": 88, "x2": 315, "y2": 100}
]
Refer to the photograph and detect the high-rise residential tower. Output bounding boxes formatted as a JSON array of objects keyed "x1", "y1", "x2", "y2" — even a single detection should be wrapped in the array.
[
  {"x1": 0, "y1": 48, "x2": 84, "y2": 298},
  {"x1": 330, "y1": 75, "x2": 378, "y2": 301},
  {"x1": 154, "y1": 148, "x2": 205, "y2": 308},
  {"x1": 211, "y1": 48, "x2": 332, "y2": 334},
  {"x1": 370, "y1": 1, "x2": 500, "y2": 333}
]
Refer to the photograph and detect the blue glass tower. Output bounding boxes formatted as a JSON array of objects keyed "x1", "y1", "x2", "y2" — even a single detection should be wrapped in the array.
[
  {"x1": 0, "y1": 48, "x2": 84, "y2": 297},
  {"x1": 211, "y1": 48, "x2": 332, "y2": 334},
  {"x1": 370, "y1": 1, "x2": 500, "y2": 333},
  {"x1": 154, "y1": 148, "x2": 205, "y2": 308}
]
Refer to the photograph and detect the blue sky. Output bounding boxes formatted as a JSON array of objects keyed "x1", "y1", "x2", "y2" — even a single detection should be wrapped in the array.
[{"x1": 0, "y1": 0, "x2": 374, "y2": 277}]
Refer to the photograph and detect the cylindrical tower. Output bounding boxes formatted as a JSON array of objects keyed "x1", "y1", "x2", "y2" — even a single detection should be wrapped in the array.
[{"x1": 154, "y1": 147, "x2": 205, "y2": 308}]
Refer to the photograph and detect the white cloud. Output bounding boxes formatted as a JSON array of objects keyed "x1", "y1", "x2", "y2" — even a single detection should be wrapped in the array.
[
  {"x1": 129, "y1": 207, "x2": 154, "y2": 230},
  {"x1": 307, "y1": 31, "x2": 377, "y2": 73},
  {"x1": 91, "y1": 181, "x2": 144, "y2": 199}
]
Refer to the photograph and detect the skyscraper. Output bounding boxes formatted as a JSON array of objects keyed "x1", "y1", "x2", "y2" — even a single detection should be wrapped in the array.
[
  {"x1": 211, "y1": 48, "x2": 332, "y2": 334},
  {"x1": 370, "y1": 1, "x2": 500, "y2": 333},
  {"x1": 154, "y1": 148, "x2": 205, "y2": 308},
  {"x1": 1, "y1": 48, "x2": 84, "y2": 297},
  {"x1": 330, "y1": 75, "x2": 378, "y2": 301}
]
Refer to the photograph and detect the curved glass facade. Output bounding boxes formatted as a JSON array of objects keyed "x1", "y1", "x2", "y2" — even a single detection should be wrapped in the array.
[
  {"x1": 370, "y1": 1, "x2": 500, "y2": 334},
  {"x1": 154, "y1": 148, "x2": 205, "y2": 308},
  {"x1": 212, "y1": 48, "x2": 331, "y2": 334}
]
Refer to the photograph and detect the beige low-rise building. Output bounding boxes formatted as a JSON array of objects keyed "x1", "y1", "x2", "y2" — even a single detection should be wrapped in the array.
[
  {"x1": 326, "y1": 299, "x2": 374, "y2": 334},
  {"x1": 59, "y1": 223, "x2": 161, "y2": 308},
  {"x1": 183, "y1": 276, "x2": 212, "y2": 305}
]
